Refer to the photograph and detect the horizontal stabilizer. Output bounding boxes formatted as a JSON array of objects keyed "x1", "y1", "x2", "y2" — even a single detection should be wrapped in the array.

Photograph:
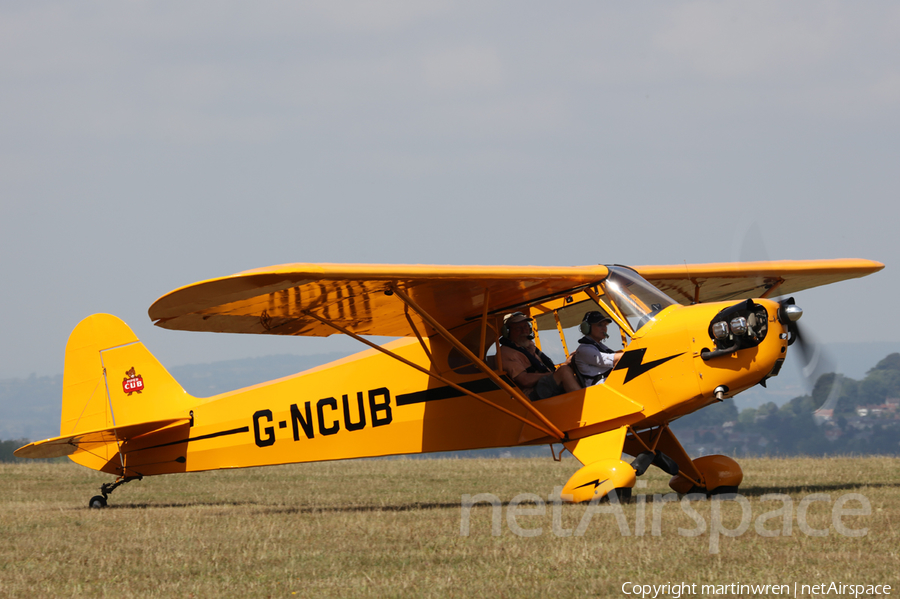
[{"x1": 14, "y1": 418, "x2": 190, "y2": 460}]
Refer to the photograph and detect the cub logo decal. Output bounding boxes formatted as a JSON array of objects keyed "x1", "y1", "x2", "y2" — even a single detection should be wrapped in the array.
[{"x1": 123, "y1": 367, "x2": 144, "y2": 395}]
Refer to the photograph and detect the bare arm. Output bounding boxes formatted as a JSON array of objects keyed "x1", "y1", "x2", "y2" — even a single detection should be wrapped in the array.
[
  {"x1": 513, "y1": 370, "x2": 550, "y2": 389},
  {"x1": 509, "y1": 340, "x2": 551, "y2": 389}
]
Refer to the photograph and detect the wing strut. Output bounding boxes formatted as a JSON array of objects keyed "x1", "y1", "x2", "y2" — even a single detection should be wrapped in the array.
[
  {"x1": 760, "y1": 279, "x2": 784, "y2": 298},
  {"x1": 403, "y1": 303, "x2": 434, "y2": 365},
  {"x1": 389, "y1": 284, "x2": 567, "y2": 441},
  {"x1": 302, "y1": 311, "x2": 563, "y2": 440}
]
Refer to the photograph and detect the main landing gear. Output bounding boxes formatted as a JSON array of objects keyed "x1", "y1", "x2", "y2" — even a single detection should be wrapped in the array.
[
  {"x1": 88, "y1": 475, "x2": 142, "y2": 509},
  {"x1": 623, "y1": 426, "x2": 744, "y2": 498},
  {"x1": 561, "y1": 427, "x2": 745, "y2": 503}
]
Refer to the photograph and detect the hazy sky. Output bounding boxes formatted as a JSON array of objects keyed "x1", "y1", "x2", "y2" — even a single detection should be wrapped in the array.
[{"x1": 1, "y1": 1, "x2": 897, "y2": 379}]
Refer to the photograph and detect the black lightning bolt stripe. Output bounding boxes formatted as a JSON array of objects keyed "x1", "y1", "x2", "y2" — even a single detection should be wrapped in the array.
[
  {"x1": 575, "y1": 477, "x2": 609, "y2": 490},
  {"x1": 133, "y1": 426, "x2": 250, "y2": 452},
  {"x1": 396, "y1": 376, "x2": 514, "y2": 406},
  {"x1": 614, "y1": 348, "x2": 685, "y2": 384}
]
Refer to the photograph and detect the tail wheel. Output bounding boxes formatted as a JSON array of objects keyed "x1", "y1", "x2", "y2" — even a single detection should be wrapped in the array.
[{"x1": 87, "y1": 474, "x2": 142, "y2": 509}]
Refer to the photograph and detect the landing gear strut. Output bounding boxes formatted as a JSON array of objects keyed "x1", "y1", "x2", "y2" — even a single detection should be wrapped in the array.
[{"x1": 88, "y1": 475, "x2": 142, "y2": 509}]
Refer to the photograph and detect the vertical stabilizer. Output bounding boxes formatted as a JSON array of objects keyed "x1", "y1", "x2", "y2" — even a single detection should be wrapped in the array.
[{"x1": 60, "y1": 314, "x2": 193, "y2": 470}]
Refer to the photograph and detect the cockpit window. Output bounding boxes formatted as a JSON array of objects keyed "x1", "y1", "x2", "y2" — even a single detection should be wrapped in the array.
[{"x1": 601, "y1": 266, "x2": 677, "y2": 333}]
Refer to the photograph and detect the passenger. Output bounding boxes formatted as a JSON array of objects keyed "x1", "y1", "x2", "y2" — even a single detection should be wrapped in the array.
[
  {"x1": 573, "y1": 311, "x2": 623, "y2": 385},
  {"x1": 499, "y1": 312, "x2": 580, "y2": 400}
]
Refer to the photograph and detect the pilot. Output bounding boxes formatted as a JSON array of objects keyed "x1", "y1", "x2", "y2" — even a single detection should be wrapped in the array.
[
  {"x1": 573, "y1": 311, "x2": 623, "y2": 386},
  {"x1": 499, "y1": 312, "x2": 580, "y2": 400}
]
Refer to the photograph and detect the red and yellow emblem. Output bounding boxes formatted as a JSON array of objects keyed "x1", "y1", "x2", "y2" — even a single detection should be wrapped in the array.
[{"x1": 122, "y1": 367, "x2": 144, "y2": 395}]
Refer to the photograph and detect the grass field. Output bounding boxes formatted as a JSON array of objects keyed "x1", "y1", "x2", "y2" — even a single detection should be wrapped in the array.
[{"x1": 1, "y1": 456, "x2": 898, "y2": 598}]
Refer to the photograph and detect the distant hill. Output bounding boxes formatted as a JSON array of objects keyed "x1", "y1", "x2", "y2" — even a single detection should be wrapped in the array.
[
  {"x1": 671, "y1": 351, "x2": 900, "y2": 457},
  {"x1": 731, "y1": 341, "x2": 900, "y2": 411},
  {"x1": 0, "y1": 374, "x2": 64, "y2": 442},
  {"x1": 168, "y1": 352, "x2": 350, "y2": 398},
  {"x1": 3, "y1": 342, "x2": 899, "y2": 451},
  {"x1": 0, "y1": 353, "x2": 348, "y2": 442}
]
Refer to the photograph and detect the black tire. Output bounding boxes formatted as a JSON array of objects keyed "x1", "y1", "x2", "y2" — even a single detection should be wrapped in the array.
[
  {"x1": 678, "y1": 485, "x2": 740, "y2": 499},
  {"x1": 611, "y1": 487, "x2": 632, "y2": 503},
  {"x1": 89, "y1": 495, "x2": 107, "y2": 509},
  {"x1": 710, "y1": 485, "x2": 740, "y2": 498}
]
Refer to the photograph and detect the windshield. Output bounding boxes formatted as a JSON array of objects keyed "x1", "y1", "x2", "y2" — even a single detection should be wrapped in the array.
[{"x1": 601, "y1": 266, "x2": 677, "y2": 333}]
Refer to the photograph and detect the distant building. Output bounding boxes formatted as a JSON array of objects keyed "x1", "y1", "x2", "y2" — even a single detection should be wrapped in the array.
[{"x1": 814, "y1": 408, "x2": 833, "y2": 424}]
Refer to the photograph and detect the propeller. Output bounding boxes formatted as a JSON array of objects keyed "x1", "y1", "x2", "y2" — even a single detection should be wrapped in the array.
[
  {"x1": 778, "y1": 297, "x2": 841, "y2": 419},
  {"x1": 735, "y1": 224, "x2": 841, "y2": 419}
]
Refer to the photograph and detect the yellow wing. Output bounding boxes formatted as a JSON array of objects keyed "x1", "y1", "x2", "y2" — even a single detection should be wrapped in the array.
[
  {"x1": 634, "y1": 259, "x2": 884, "y2": 305},
  {"x1": 148, "y1": 259, "x2": 883, "y2": 337},
  {"x1": 149, "y1": 263, "x2": 610, "y2": 337}
]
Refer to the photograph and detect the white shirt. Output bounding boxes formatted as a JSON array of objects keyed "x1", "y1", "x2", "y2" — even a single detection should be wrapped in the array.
[{"x1": 573, "y1": 341, "x2": 616, "y2": 385}]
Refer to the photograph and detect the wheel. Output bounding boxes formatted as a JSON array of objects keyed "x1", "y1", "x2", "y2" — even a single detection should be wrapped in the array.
[
  {"x1": 611, "y1": 487, "x2": 632, "y2": 503},
  {"x1": 89, "y1": 495, "x2": 107, "y2": 509}
]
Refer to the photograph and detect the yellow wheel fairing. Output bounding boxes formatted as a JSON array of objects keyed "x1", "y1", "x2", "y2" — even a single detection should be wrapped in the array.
[
  {"x1": 561, "y1": 459, "x2": 636, "y2": 503},
  {"x1": 669, "y1": 454, "x2": 744, "y2": 494}
]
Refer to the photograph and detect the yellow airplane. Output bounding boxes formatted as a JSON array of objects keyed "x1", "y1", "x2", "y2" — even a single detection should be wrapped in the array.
[{"x1": 15, "y1": 259, "x2": 883, "y2": 507}]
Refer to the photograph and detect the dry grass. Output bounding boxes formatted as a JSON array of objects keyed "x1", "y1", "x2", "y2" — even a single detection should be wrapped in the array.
[{"x1": 1, "y1": 456, "x2": 898, "y2": 598}]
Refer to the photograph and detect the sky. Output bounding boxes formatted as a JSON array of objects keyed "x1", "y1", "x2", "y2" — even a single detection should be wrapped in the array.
[{"x1": 1, "y1": 1, "x2": 898, "y2": 379}]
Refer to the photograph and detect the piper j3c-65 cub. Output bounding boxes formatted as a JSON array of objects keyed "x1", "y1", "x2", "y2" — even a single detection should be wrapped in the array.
[{"x1": 16, "y1": 259, "x2": 883, "y2": 507}]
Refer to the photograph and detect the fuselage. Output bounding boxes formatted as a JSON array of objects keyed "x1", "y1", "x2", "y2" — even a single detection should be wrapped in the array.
[{"x1": 105, "y1": 297, "x2": 788, "y2": 477}]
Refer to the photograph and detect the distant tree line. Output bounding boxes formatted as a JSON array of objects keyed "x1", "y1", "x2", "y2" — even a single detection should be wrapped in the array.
[
  {"x1": 0, "y1": 354, "x2": 350, "y2": 447},
  {"x1": 673, "y1": 353, "x2": 900, "y2": 456},
  {"x1": 0, "y1": 439, "x2": 30, "y2": 463},
  {"x1": 3, "y1": 354, "x2": 900, "y2": 462}
]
